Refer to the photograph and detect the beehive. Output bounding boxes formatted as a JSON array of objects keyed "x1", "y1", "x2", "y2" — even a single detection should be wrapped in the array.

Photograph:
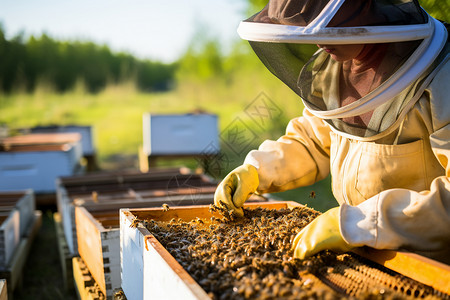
[
  {"x1": 57, "y1": 168, "x2": 218, "y2": 254},
  {"x1": 0, "y1": 133, "x2": 83, "y2": 193},
  {"x1": 0, "y1": 209, "x2": 19, "y2": 270},
  {"x1": 142, "y1": 113, "x2": 219, "y2": 156},
  {"x1": 0, "y1": 190, "x2": 35, "y2": 237},
  {"x1": 0, "y1": 190, "x2": 35, "y2": 270},
  {"x1": 120, "y1": 202, "x2": 450, "y2": 300},
  {"x1": 75, "y1": 194, "x2": 267, "y2": 298},
  {"x1": 0, "y1": 279, "x2": 6, "y2": 300},
  {"x1": 28, "y1": 125, "x2": 96, "y2": 156}
]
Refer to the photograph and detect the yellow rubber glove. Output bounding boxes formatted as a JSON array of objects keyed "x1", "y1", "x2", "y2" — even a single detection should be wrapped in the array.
[
  {"x1": 214, "y1": 164, "x2": 259, "y2": 217},
  {"x1": 291, "y1": 207, "x2": 353, "y2": 259}
]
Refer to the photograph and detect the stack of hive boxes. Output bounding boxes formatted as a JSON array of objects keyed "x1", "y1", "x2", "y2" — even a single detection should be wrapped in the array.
[
  {"x1": 56, "y1": 168, "x2": 268, "y2": 298},
  {"x1": 0, "y1": 133, "x2": 84, "y2": 195},
  {"x1": 0, "y1": 190, "x2": 41, "y2": 298}
]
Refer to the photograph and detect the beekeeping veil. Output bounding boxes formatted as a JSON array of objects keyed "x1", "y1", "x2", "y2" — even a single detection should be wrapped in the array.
[{"x1": 238, "y1": 0, "x2": 449, "y2": 139}]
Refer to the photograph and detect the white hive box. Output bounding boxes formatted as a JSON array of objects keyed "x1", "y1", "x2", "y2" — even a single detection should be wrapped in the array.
[
  {"x1": 120, "y1": 203, "x2": 450, "y2": 300},
  {"x1": 0, "y1": 279, "x2": 6, "y2": 300},
  {"x1": 0, "y1": 208, "x2": 20, "y2": 270},
  {"x1": 29, "y1": 125, "x2": 96, "y2": 156},
  {"x1": 74, "y1": 195, "x2": 218, "y2": 298},
  {"x1": 0, "y1": 133, "x2": 83, "y2": 193},
  {"x1": 119, "y1": 202, "x2": 293, "y2": 300},
  {"x1": 142, "y1": 113, "x2": 219, "y2": 156},
  {"x1": 0, "y1": 190, "x2": 35, "y2": 237},
  {"x1": 57, "y1": 170, "x2": 218, "y2": 255}
]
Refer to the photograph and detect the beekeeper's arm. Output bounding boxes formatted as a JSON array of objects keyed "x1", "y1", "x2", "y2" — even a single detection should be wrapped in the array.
[
  {"x1": 245, "y1": 108, "x2": 332, "y2": 192},
  {"x1": 214, "y1": 108, "x2": 332, "y2": 214},
  {"x1": 293, "y1": 60, "x2": 450, "y2": 262}
]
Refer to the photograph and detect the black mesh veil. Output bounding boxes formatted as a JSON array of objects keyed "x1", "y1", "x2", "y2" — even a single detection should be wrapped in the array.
[
  {"x1": 249, "y1": 0, "x2": 427, "y2": 27},
  {"x1": 239, "y1": 0, "x2": 448, "y2": 138}
]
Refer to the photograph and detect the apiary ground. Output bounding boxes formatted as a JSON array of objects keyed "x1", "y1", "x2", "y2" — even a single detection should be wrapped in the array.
[
  {"x1": 140, "y1": 205, "x2": 446, "y2": 300},
  {"x1": 9, "y1": 208, "x2": 77, "y2": 300}
]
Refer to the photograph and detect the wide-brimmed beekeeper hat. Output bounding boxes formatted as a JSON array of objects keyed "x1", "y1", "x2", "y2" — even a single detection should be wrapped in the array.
[{"x1": 238, "y1": 0, "x2": 448, "y2": 139}]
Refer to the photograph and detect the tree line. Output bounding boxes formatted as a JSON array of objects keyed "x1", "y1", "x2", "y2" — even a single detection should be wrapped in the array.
[
  {"x1": 0, "y1": 0, "x2": 446, "y2": 94},
  {"x1": 0, "y1": 26, "x2": 177, "y2": 93}
]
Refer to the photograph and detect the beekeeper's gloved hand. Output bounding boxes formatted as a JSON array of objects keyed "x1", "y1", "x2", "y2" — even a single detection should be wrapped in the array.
[
  {"x1": 291, "y1": 207, "x2": 353, "y2": 259},
  {"x1": 214, "y1": 164, "x2": 259, "y2": 218}
]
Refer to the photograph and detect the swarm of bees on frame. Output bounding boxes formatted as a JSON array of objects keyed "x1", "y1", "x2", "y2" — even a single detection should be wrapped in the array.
[
  {"x1": 131, "y1": 202, "x2": 440, "y2": 299},
  {"x1": 139, "y1": 203, "x2": 342, "y2": 299}
]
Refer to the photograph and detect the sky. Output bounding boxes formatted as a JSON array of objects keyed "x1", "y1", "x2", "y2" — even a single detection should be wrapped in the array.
[{"x1": 0, "y1": 0, "x2": 248, "y2": 62}]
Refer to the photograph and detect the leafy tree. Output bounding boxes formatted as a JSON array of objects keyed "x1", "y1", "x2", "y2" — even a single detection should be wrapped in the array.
[{"x1": 0, "y1": 27, "x2": 176, "y2": 94}]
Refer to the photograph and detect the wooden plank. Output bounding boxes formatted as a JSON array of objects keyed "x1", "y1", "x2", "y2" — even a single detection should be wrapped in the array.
[
  {"x1": 129, "y1": 201, "x2": 293, "y2": 222},
  {"x1": 1, "y1": 144, "x2": 74, "y2": 152},
  {"x1": 59, "y1": 167, "x2": 190, "y2": 187},
  {"x1": 76, "y1": 206, "x2": 107, "y2": 296},
  {"x1": 72, "y1": 256, "x2": 105, "y2": 300},
  {"x1": 0, "y1": 211, "x2": 42, "y2": 298},
  {"x1": 11, "y1": 190, "x2": 36, "y2": 237},
  {"x1": 79, "y1": 194, "x2": 216, "y2": 212},
  {"x1": 0, "y1": 209, "x2": 20, "y2": 269},
  {"x1": 54, "y1": 212, "x2": 75, "y2": 291},
  {"x1": 68, "y1": 186, "x2": 217, "y2": 201},
  {"x1": 353, "y1": 247, "x2": 450, "y2": 295},
  {"x1": 0, "y1": 279, "x2": 7, "y2": 300},
  {"x1": 0, "y1": 145, "x2": 83, "y2": 194},
  {"x1": 75, "y1": 207, "x2": 127, "y2": 299},
  {"x1": 1, "y1": 133, "x2": 81, "y2": 146}
]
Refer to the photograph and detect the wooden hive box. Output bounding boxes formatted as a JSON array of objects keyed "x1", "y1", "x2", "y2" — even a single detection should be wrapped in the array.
[
  {"x1": 119, "y1": 201, "x2": 297, "y2": 300},
  {"x1": 0, "y1": 210, "x2": 42, "y2": 298},
  {"x1": 142, "y1": 113, "x2": 219, "y2": 156},
  {"x1": 57, "y1": 168, "x2": 217, "y2": 255},
  {"x1": 0, "y1": 190, "x2": 36, "y2": 237},
  {"x1": 75, "y1": 207, "x2": 120, "y2": 299},
  {"x1": 0, "y1": 190, "x2": 35, "y2": 270},
  {"x1": 0, "y1": 133, "x2": 84, "y2": 193},
  {"x1": 75, "y1": 194, "x2": 267, "y2": 298},
  {"x1": 0, "y1": 208, "x2": 20, "y2": 270},
  {"x1": 120, "y1": 202, "x2": 450, "y2": 300},
  {"x1": 74, "y1": 197, "x2": 217, "y2": 299},
  {"x1": 28, "y1": 125, "x2": 96, "y2": 156},
  {"x1": 0, "y1": 279, "x2": 6, "y2": 300}
]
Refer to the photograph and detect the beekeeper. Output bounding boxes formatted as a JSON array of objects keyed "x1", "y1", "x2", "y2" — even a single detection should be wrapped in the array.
[{"x1": 214, "y1": 0, "x2": 450, "y2": 264}]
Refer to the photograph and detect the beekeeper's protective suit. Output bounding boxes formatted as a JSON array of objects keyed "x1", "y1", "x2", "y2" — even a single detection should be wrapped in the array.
[{"x1": 214, "y1": 0, "x2": 450, "y2": 263}]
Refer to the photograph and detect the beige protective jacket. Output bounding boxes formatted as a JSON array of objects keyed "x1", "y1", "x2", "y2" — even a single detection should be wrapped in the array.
[{"x1": 244, "y1": 59, "x2": 450, "y2": 263}]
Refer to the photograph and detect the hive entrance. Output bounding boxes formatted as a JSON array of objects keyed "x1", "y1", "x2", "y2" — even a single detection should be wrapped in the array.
[{"x1": 136, "y1": 205, "x2": 446, "y2": 299}]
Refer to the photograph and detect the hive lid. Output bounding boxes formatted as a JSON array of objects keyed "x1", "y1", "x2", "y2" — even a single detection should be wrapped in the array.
[{"x1": 0, "y1": 133, "x2": 81, "y2": 152}]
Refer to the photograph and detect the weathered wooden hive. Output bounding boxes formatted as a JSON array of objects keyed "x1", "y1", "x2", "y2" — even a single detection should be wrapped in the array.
[
  {"x1": 57, "y1": 168, "x2": 220, "y2": 255},
  {"x1": 120, "y1": 202, "x2": 450, "y2": 300},
  {"x1": 26, "y1": 125, "x2": 98, "y2": 171},
  {"x1": 0, "y1": 190, "x2": 36, "y2": 270},
  {"x1": 59, "y1": 168, "x2": 266, "y2": 298},
  {"x1": 0, "y1": 190, "x2": 41, "y2": 298}
]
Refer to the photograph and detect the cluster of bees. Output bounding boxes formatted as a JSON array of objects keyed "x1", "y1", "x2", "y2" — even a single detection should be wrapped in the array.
[
  {"x1": 139, "y1": 204, "x2": 439, "y2": 299},
  {"x1": 142, "y1": 204, "x2": 338, "y2": 299}
]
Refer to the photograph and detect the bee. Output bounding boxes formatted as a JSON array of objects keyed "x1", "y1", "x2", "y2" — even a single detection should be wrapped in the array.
[
  {"x1": 129, "y1": 217, "x2": 140, "y2": 228},
  {"x1": 91, "y1": 191, "x2": 99, "y2": 203},
  {"x1": 162, "y1": 203, "x2": 170, "y2": 211},
  {"x1": 308, "y1": 191, "x2": 316, "y2": 199}
]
